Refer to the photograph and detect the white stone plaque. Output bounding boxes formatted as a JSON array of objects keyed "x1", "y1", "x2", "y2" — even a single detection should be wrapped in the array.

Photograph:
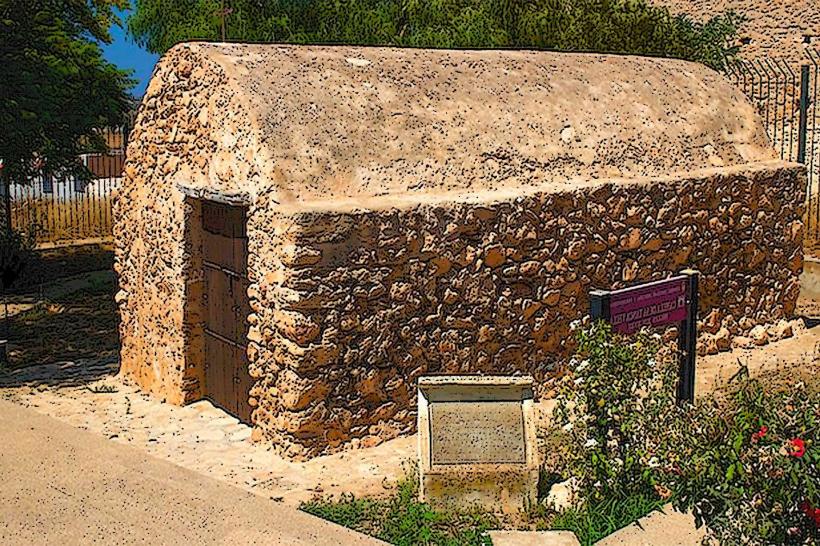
[{"x1": 417, "y1": 375, "x2": 538, "y2": 513}]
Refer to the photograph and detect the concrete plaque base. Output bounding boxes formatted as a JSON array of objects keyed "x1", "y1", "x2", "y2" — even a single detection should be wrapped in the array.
[{"x1": 417, "y1": 376, "x2": 538, "y2": 514}]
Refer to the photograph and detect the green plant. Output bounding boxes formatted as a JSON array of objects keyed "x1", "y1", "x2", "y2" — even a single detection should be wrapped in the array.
[
  {"x1": 553, "y1": 320, "x2": 679, "y2": 505},
  {"x1": 671, "y1": 367, "x2": 819, "y2": 545},
  {"x1": 129, "y1": 0, "x2": 742, "y2": 70},
  {"x1": 301, "y1": 475, "x2": 497, "y2": 545},
  {"x1": 0, "y1": 0, "x2": 132, "y2": 188},
  {"x1": 0, "y1": 227, "x2": 36, "y2": 291},
  {"x1": 302, "y1": 493, "x2": 378, "y2": 533},
  {"x1": 552, "y1": 322, "x2": 819, "y2": 544},
  {"x1": 549, "y1": 492, "x2": 667, "y2": 546}
]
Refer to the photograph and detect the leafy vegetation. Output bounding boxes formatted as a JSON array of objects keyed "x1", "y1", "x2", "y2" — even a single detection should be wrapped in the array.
[
  {"x1": 301, "y1": 474, "x2": 496, "y2": 545},
  {"x1": 0, "y1": 0, "x2": 133, "y2": 188},
  {"x1": 672, "y1": 368, "x2": 819, "y2": 544},
  {"x1": 304, "y1": 464, "x2": 666, "y2": 546},
  {"x1": 553, "y1": 322, "x2": 678, "y2": 507},
  {"x1": 554, "y1": 321, "x2": 819, "y2": 545},
  {"x1": 0, "y1": 227, "x2": 36, "y2": 291},
  {"x1": 547, "y1": 492, "x2": 667, "y2": 545},
  {"x1": 129, "y1": 0, "x2": 742, "y2": 69}
]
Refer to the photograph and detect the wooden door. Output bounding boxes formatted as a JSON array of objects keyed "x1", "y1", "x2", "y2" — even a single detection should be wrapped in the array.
[{"x1": 202, "y1": 201, "x2": 253, "y2": 423}]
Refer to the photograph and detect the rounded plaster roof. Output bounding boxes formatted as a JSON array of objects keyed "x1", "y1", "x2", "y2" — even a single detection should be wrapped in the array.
[{"x1": 137, "y1": 43, "x2": 777, "y2": 205}]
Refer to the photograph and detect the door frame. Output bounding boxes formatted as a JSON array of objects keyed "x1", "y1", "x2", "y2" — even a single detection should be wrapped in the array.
[{"x1": 181, "y1": 193, "x2": 253, "y2": 422}]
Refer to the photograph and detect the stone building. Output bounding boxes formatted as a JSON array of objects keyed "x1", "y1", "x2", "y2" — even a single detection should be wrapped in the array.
[
  {"x1": 655, "y1": 1, "x2": 820, "y2": 250},
  {"x1": 114, "y1": 43, "x2": 805, "y2": 459}
]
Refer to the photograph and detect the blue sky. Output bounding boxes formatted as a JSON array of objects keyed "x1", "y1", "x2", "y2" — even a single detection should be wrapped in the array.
[{"x1": 101, "y1": 10, "x2": 160, "y2": 97}]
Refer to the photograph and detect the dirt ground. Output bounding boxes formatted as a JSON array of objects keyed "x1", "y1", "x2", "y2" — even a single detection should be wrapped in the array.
[
  {"x1": 696, "y1": 319, "x2": 820, "y2": 397},
  {"x1": 10, "y1": 242, "x2": 113, "y2": 292},
  {"x1": 0, "y1": 398, "x2": 382, "y2": 545},
  {"x1": 3, "y1": 271, "x2": 118, "y2": 368},
  {"x1": 0, "y1": 358, "x2": 415, "y2": 507},
  {"x1": 1, "y1": 321, "x2": 817, "y2": 510}
]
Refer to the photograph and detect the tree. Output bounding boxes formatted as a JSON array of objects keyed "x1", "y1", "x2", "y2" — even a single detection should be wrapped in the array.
[
  {"x1": 128, "y1": 0, "x2": 741, "y2": 69},
  {"x1": 0, "y1": 226, "x2": 35, "y2": 365},
  {"x1": 0, "y1": 0, "x2": 133, "y2": 230}
]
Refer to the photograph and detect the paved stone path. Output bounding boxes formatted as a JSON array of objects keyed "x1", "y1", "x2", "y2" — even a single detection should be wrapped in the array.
[
  {"x1": 0, "y1": 359, "x2": 413, "y2": 507},
  {"x1": 0, "y1": 399, "x2": 383, "y2": 545}
]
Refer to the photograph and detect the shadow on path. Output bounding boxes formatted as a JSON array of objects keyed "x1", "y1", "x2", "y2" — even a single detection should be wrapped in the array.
[{"x1": 0, "y1": 357, "x2": 118, "y2": 389}]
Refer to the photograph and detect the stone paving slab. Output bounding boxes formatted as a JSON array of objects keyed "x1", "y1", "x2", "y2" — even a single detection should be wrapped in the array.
[
  {"x1": 0, "y1": 399, "x2": 384, "y2": 545},
  {"x1": 487, "y1": 506, "x2": 704, "y2": 546},
  {"x1": 488, "y1": 530, "x2": 580, "y2": 545},
  {"x1": 596, "y1": 505, "x2": 705, "y2": 545}
]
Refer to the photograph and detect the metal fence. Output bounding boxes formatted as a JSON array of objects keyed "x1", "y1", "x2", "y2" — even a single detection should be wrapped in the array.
[
  {"x1": 4, "y1": 126, "x2": 128, "y2": 245},
  {"x1": 724, "y1": 49, "x2": 820, "y2": 249}
]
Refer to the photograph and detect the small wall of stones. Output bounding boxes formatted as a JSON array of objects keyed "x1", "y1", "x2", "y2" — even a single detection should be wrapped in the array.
[
  {"x1": 658, "y1": 0, "x2": 819, "y2": 65},
  {"x1": 244, "y1": 162, "x2": 805, "y2": 459}
]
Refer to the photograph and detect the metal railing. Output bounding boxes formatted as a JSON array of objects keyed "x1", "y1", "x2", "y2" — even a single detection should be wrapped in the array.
[{"x1": 724, "y1": 49, "x2": 820, "y2": 249}]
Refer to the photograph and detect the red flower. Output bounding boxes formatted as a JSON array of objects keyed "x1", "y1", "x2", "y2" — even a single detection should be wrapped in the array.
[
  {"x1": 751, "y1": 425, "x2": 768, "y2": 442},
  {"x1": 800, "y1": 502, "x2": 820, "y2": 528},
  {"x1": 788, "y1": 438, "x2": 806, "y2": 458}
]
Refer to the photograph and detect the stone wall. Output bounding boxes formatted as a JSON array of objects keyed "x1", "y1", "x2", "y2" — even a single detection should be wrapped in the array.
[
  {"x1": 657, "y1": 0, "x2": 819, "y2": 64},
  {"x1": 245, "y1": 161, "x2": 805, "y2": 459},
  {"x1": 113, "y1": 45, "x2": 259, "y2": 404}
]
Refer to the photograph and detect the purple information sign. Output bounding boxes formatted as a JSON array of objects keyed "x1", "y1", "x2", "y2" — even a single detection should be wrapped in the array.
[
  {"x1": 589, "y1": 270, "x2": 700, "y2": 404},
  {"x1": 609, "y1": 276, "x2": 688, "y2": 335}
]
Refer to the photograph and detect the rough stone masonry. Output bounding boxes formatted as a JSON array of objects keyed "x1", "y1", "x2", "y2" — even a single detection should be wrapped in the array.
[
  {"x1": 658, "y1": 0, "x2": 819, "y2": 65},
  {"x1": 115, "y1": 43, "x2": 805, "y2": 459}
]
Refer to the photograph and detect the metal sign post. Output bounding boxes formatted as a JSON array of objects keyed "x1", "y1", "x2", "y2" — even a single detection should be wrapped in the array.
[{"x1": 590, "y1": 269, "x2": 699, "y2": 404}]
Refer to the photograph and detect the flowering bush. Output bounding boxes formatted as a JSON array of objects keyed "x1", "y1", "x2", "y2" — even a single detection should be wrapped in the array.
[
  {"x1": 554, "y1": 320, "x2": 679, "y2": 505},
  {"x1": 671, "y1": 368, "x2": 819, "y2": 545},
  {"x1": 554, "y1": 322, "x2": 819, "y2": 545}
]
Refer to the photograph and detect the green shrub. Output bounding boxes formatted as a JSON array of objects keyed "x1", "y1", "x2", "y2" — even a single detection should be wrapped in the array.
[
  {"x1": 671, "y1": 368, "x2": 819, "y2": 545},
  {"x1": 301, "y1": 492, "x2": 377, "y2": 532},
  {"x1": 553, "y1": 322, "x2": 819, "y2": 544},
  {"x1": 0, "y1": 226, "x2": 36, "y2": 291},
  {"x1": 130, "y1": 0, "x2": 743, "y2": 70},
  {"x1": 301, "y1": 475, "x2": 497, "y2": 546},
  {"x1": 553, "y1": 321, "x2": 679, "y2": 505}
]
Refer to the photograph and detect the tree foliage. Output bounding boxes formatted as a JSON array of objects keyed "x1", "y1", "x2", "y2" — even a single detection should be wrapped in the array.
[
  {"x1": 128, "y1": 0, "x2": 742, "y2": 69},
  {"x1": 0, "y1": 0, "x2": 133, "y2": 183},
  {"x1": 0, "y1": 226, "x2": 35, "y2": 291}
]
